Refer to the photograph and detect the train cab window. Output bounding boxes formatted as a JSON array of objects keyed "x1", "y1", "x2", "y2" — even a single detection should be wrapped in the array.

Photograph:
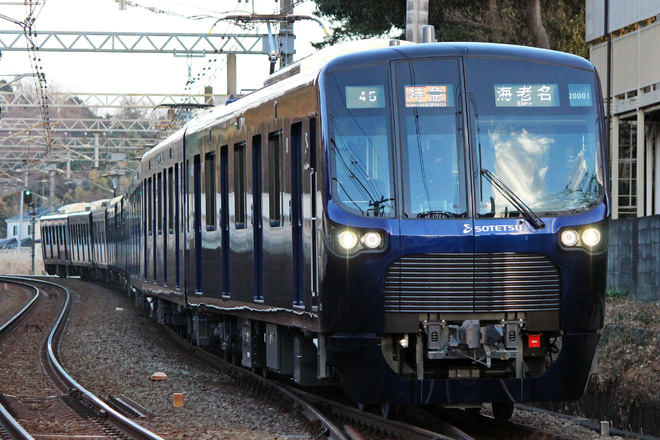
[
  {"x1": 394, "y1": 58, "x2": 467, "y2": 219},
  {"x1": 324, "y1": 63, "x2": 396, "y2": 217},
  {"x1": 234, "y1": 142, "x2": 247, "y2": 229},
  {"x1": 205, "y1": 151, "x2": 216, "y2": 230},
  {"x1": 268, "y1": 132, "x2": 283, "y2": 226},
  {"x1": 465, "y1": 58, "x2": 605, "y2": 218}
]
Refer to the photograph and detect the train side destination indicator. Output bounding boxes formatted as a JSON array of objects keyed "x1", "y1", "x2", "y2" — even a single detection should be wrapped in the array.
[
  {"x1": 495, "y1": 84, "x2": 559, "y2": 107},
  {"x1": 345, "y1": 86, "x2": 386, "y2": 109}
]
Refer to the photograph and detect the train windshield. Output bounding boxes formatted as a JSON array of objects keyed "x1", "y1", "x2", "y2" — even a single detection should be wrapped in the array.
[
  {"x1": 325, "y1": 63, "x2": 396, "y2": 217},
  {"x1": 394, "y1": 58, "x2": 468, "y2": 219},
  {"x1": 466, "y1": 58, "x2": 605, "y2": 218},
  {"x1": 325, "y1": 55, "x2": 604, "y2": 219}
]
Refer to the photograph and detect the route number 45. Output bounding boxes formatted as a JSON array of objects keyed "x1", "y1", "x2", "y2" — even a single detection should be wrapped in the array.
[{"x1": 359, "y1": 90, "x2": 378, "y2": 102}]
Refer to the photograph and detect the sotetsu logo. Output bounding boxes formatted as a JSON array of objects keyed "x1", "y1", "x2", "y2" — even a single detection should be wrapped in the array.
[{"x1": 463, "y1": 223, "x2": 524, "y2": 234}]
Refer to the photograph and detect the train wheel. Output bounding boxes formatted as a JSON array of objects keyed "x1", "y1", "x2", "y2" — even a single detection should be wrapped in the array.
[{"x1": 492, "y1": 402, "x2": 514, "y2": 421}]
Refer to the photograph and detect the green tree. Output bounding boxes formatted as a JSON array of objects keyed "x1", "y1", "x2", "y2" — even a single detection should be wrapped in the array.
[{"x1": 313, "y1": 0, "x2": 587, "y2": 57}]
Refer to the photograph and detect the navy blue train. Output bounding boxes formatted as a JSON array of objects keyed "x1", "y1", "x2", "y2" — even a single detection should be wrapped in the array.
[{"x1": 41, "y1": 40, "x2": 609, "y2": 419}]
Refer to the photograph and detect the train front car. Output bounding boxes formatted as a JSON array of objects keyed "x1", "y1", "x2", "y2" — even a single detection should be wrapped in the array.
[{"x1": 318, "y1": 43, "x2": 608, "y2": 412}]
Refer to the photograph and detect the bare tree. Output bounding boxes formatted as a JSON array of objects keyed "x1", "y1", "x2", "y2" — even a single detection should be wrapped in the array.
[{"x1": 525, "y1": 0, "x2": 550, "y2": 48}]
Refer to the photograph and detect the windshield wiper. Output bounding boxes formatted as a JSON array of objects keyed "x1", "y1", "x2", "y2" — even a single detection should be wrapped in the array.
[
  {"x1": 417, "y1": 210, "x2": 458, "y2": 219},
  {"x1": 480, "y1": 169, "x2": 545, "y2": 230}
]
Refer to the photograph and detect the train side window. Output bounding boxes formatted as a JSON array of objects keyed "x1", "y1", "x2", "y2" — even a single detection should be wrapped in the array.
[
  {"x1": 234, "y1": 142, "x2": 247, "y2": 229},
  {"x1": 205, "y1": 151, "x2": 217, "y2": 230},
  {"x1": 168, "y1": 167, "x2": 174, "y2": 234},
  {"x1": 268, "y1": 131, "x2": 283, "y2": 227}
]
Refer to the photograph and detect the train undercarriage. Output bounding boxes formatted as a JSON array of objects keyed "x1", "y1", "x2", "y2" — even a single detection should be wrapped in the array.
[{"x1": 381, "y1": 314, "x2": 559, "y2": 382}]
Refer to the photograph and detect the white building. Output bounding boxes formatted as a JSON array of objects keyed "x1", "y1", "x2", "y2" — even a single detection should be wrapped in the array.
[
  {"x1": 587, "y1": 0, "x2": 660, "y2": 218},
  {"x1": 2, "y1": 207, "x2": 52, "y2": 248}
]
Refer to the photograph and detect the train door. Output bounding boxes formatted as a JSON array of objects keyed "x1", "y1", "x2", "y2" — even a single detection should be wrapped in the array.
[
  {"x1": 220, "y1": 145, "x2": 230, "y2": 296},
  {"x1": 230, "y1": 141, "x2": 254, "y2": 299},
  {"x1": 308, "y1": 117, "x2": 319, "y2": 309},
  {"x1": 152, "y1": 174, "x2": 158, "y2": 283},
  {"x1": 252, "y1": 135, "x2": 264, "y2": 301},
  {"x1": 193, "y1": 154, "x2": 202, "y2": 292},
  {"x1": 202, "y1": 149, "x2": 222, "y2": 296},
  {"x1": 392, "y1": 57, "x2": 474, "y2": 314},
  {"x1": 291, "y1": 122, "x2": 304, "y2": 306},
  {"x1": 156, "y1": 171, "x2": 163, "y2": 284},
  {"x1": 163, "y1": 170, "x2": 168, "y2": 286},
  {"x1": 263, "y1": 130, "x2": 288, "y2": 305},
  {"x1": 175, "y1": 164, "x2": 181, "y2": 289},
  {"x1": 143, "y1": 179, "x2": 149, "y2": 282}
]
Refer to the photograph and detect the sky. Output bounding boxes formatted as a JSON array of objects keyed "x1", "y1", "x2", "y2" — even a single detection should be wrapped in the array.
[{"x1": 0, "y1": 0, "x2": 326, "y2": 96}]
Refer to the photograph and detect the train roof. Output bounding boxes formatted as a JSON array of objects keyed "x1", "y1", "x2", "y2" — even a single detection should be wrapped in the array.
[
  {"x1": 57, "y1": 202, "x2": 91, "y2": 214},
  {"x1": 144, "y1": 39, "x2": 596, "y2": 162},
  {"x1": 318, "y1": 41, "x2": 595, "y2": 74},
  {"x1": 39, "y1": 212, "x2": 71, "y2": 222},
  {"x1": 179, "y1": 40, "x2": 408, "y2": 139}
]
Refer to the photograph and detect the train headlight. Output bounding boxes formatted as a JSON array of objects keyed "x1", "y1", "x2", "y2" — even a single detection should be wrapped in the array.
[
  {"x1": 559, "y1": 225, "x2": 606, "y2": 253},
  {"x1": 560, "y1": 230, "x2": 579, "y2": 247},
  {"x1": 581, "y1": 228, "x2": 601, "y2": 247},
  {"x1": 338, "y1": 230, "x2": 359, "y2": 250},
  {"x1": 362, "y1": 231, "x2": 382, "y2": 249},
  {"x1": 327, "y1": 221, "x2": 388, "y2": 256}
]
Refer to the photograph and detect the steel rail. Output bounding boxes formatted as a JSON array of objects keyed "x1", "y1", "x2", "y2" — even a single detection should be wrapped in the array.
[
  {"x1": 1, "y1": 277, "x2": 165, "y2": 440},
  {"x1": 0, "y1": 278, "x2": 40, "y2": 335},
  {"x1": 0, "y1": 277, "x2": 40, "y2": 440},
  {"x1": 0, "y1": 402, "x2": 34, "y2": 440}
]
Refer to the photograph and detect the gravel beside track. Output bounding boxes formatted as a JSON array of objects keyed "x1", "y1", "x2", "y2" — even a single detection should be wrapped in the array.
[
  {"x1": 0, "y1": 281, "x2": 34, "y2": 325},
  {"x1": 57, "y1": 279, "x2": 311, "y2": 440}
]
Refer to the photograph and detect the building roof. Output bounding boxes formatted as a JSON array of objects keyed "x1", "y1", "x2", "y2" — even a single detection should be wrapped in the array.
[{"x1": 5, "y1": 207, "x2": 54, "y2": 222}]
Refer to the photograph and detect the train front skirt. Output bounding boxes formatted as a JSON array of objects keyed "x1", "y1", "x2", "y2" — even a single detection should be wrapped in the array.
[{"x1": 328, "y1": 331, "x2": 599, "y2": 405}]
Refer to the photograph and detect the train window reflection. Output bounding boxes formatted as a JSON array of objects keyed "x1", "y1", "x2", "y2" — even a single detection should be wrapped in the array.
[
  {"x1": 395, "y1": 58, "x2": 466, "y2": 219},
  {"x1": 476, "y1": 117, "x2": 602, "y2": 216},
  {"x1": 466, "y1": 58, "x2": 604, "y2": 218},
  {"x1": 326, "y1": 64, "x2": 395, "y2": 217},
  {"x1": 329, "y1": 114, "x2": 395, "y2": 217}
]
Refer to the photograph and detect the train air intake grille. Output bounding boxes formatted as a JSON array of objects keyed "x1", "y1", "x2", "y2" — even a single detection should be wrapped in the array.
[{"x1": 384, "y1": 253, "x2": 561, "y2": 313}]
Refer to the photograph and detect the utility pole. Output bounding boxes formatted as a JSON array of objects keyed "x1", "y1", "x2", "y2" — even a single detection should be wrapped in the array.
[
  {"x1": 279, "y1": 0, "x2": 294, "y2": 68},
  {"x1": 406, "y1": 0, "x2": 429, "y2": 43},
  {"x1": 227, "y1": 54, "x2": 237, "y2": 97},
  {"x1": 30, "y1": 206, "x2": 35, "y2": 275}
]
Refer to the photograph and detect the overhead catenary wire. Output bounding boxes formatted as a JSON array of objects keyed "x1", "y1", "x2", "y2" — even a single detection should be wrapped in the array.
[{"x1": 26, "y1": 1, "x2": 53, "y2": 154}]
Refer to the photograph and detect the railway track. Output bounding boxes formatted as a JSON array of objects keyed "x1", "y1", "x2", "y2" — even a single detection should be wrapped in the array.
[
  {"x1": 159, "y1": 322, "x2": 467, "y2": 440},
  {"x1": 158, "y1": 309, "x2": 596, "y2": 440},
  {"x1": 0, "y1": 276, "x2": 164, "y2": 440},
  {"x1": 1, "y1": 277, "x2": 621, "y2": 439}
]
